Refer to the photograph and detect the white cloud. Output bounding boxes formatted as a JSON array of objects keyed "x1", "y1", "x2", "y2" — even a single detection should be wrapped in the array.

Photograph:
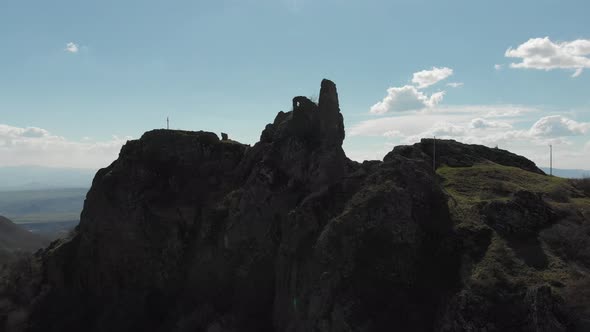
[
  {"x1": 494, "y1": 64, "x2": 504, "y2": 70},
  {"x1": 404, "y1": 122, "x2": 467, "y2": 142},
  {"x1": 383, "y1": 130, "x2": 403, "y2": 138},
  {"x1": 353, "y1": 111, "x2": 588, "y2": 142},
  {"x1": 505, "y1": 37, "x2": 590, "y2": 77},
  {"x1": 0, "y1": 124, "x2": 129, "y2": 169},
  {"x1": 429, "y1": 91, "x2": 445, "y2": 105},
  {"x1": 65, "y1": 42, "x2": 79, "y2": 53},
  {"x1": 369, "y1": 66, "x2": 455, "y2": 114},
  {"x1": 369, "y1": 85, "x2": 445, "y2": 114},
  {"x1": 483, "y1": 106, "x2": 532, "y2": 118},
  {"x1": 470, "y1": 118, "x2": 512, "y2": 129},
  {"x1": 353, "y1": 105, "x2": 531, "y2": 137},
  {"x1": 411, "y1": 67, "x2": 453, "y2": 88},
  {"x1": 447, "y1": 82, "x2": 464, "y2": 88},
  {"x1": 0, "y1": 125, "x2": 51, "y2": 138},
  {"x1": 573, "y1": 68, "x2": 584, "y2": 77},
  {"x1": 429, "y1": 105, "x2": 536, "y2": 118},
  {"x1": 529, "y1": 115, "x2": 590, "y2": 137}
]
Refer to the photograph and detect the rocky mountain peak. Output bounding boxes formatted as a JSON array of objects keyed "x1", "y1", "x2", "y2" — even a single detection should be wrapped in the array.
[
  {"x1": 261, "y1": 79, "x2": 344, "y2": 148},
  {"x1": 253, "y1": 79, "x2": 347, "y2": 191}
]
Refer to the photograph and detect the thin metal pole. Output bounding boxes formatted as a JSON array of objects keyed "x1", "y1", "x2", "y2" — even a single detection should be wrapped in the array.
[
  {"x1": 167, "y1": 117, "x2": 169, "y2": 130},
  {"x1": 433, "y1": 136, "x2": 436, "y2": 171},
  {"x1": 549, "y1": 144, "x2": 553, "y2": 176}
]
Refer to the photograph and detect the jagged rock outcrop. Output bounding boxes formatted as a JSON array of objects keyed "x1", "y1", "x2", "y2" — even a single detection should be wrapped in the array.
[
  {"x1": 481, "y1": 191, "x2": 557, "y2": 237},
  {"x1": 1, "y1": 79, "x2": 588, "y2": 332}
]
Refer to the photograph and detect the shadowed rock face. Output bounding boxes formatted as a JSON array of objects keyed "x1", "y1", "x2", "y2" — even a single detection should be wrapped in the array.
[
  {"x1": 389, "y1": 138, "x2": 545, "y2": 174},
  {"x1": 481, "y1": 191, "x2": 556, "y2": 237},
  {"x1": 0, "y1": 79, "x2": 582, "y2": 332}
]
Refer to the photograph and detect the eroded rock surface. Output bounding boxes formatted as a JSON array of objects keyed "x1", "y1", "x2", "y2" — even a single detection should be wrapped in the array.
[
  {"x1": 481, "y1": 191, "x2": 556, "y2": 237},
  {"x1": 1, "y1": 79, "x2": 588, "y2": 332}
]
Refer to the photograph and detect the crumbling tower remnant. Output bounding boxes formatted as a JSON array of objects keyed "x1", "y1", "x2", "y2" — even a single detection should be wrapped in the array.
[{"x1": 292, "y1": 96, "x2": 316, "y2": 111}]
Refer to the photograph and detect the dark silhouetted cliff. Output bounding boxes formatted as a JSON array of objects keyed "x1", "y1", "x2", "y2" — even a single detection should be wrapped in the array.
[{"x1": 1, "y1": 80, "x2": 589, "y2": 332}]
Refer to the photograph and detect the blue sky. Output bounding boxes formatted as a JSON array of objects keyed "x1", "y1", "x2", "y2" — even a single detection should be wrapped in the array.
[{"x1": 1, "y1": 0, "x2": 589, "y2": 169}]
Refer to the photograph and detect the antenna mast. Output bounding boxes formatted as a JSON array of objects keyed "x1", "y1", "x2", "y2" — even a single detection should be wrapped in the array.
[
  {"x1": 550, "y1": 144, "x2": 553, "y2": 176},
  {"x1": 167, "y1": 117, "x2": 169, "y2": 130},
  {"x1": 433, "y1": 136, "x2": 436, "y2": 171}
]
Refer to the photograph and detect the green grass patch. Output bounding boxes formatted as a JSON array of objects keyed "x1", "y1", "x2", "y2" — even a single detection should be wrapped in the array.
[
  {"x1": 437, "y1": 162, "x2": 585, "y2": 292},
  {"x1": 471, "y1": 234, "x2": 530, "y2": 285},
  {"x1": 437, "y1": 163, "x2": 573, "y2": 206}
]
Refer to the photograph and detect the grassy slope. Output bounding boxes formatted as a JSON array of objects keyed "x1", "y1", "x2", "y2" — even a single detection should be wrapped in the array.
[
  {"x1": 438, "y1": 162, "x2": 575, "y2": 204},
  {"x1": 437, "y1": 162, "x2": 590, "y2": 300}
]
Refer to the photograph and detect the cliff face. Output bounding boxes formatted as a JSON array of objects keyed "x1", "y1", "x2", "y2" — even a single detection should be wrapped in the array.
[{"x1": 1, "y1": 80, "x2": 589, "y2": 332}]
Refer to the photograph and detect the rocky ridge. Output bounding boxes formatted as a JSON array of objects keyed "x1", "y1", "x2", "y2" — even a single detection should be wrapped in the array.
[
  {"x1": 389, "y1": 139, "x2": 544, "y2": 174},
  {"x1": 1, "y1": 79, "x2": 589, "y2": 332}
]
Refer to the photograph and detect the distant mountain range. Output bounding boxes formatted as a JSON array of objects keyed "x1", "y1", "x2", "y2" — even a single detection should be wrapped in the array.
[
  {"x1": 0, "y1": 188, "x2": 87, "y2": 223},
  {"x1": 540, "y1": 167, "x2": 590, "y2": 178},
  {"x1": 0, "y1": 166, "x2": 90, "y2": 240},
  {"x1": 0, "y1": 166, "x2": 95, "y2": 191},
  {"x1": 0, "y1": 215, "x2": 49, "y2": 265},
  {"x1": 0, "y1": 188, "x2": 85, "y2": 242}
]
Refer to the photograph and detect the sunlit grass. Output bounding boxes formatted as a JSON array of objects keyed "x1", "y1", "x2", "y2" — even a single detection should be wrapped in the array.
[
  {"x1": 437, "y1": 162, "x2": 575, "y2": 206},
  {"x1": 437, "y1": 162, "x2": 588, "y2": 296}
]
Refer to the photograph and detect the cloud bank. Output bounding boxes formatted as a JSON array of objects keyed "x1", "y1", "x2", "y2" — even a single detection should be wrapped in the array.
[
  {"x1": 505, "y1": 37, "x2": 590, "y2": 77},
  {"x1": 348, "y1": 105, "x2": 590, "y2": 169},
  {"x1": 370, "y1": 67, "x2": 453, "y2": 114},
  {"x1": 529, "y1": 115, "x2": 590, "y2": 137},
  {"x1": 0, "y1": 124, "x2": 129, "y2": 169}
]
